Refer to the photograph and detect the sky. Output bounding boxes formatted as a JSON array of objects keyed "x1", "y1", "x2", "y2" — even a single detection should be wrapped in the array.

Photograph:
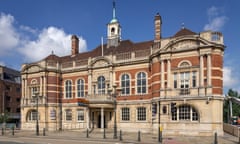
[{"x1": 0, "y1": 0, "x2": 239, "y2": 94}]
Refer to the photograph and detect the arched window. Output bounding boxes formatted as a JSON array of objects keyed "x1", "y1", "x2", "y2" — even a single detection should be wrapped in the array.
[
  {"x1": 172, "y1": 104, "x2": 199, "y2": 121},
  {"x1": 121, "y1": 74, "x2": 130, "y2": 95},
  {"x1": 98, "y1": 76, "x2": 105, "y2": 94},
  {"x1": 65, "y1": 80, "x2": 72, "y2": 98},
  {"x1": 27, "y1": 109, "x2": 39, "y2": 121},
  {"x1": 137, "y1": 72, "x2": 146, "y2": 94},
  {"x1": 77, "y1": 79, "x2": 84, "y2": 97}
]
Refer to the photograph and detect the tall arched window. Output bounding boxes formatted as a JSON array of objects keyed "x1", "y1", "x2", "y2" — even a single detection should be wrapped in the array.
[
  {"x1": 121, "y1": 74, "x2": 130, "y2": 95},
  {"x1": 77, "y1": 79, "x2": 84, "y2": 97},
  {"x1": 137, "y1": 72, "x2": 146, "y2": 94},
  {"x1": 27, "y1": 109, "x2": 39, "y2": 121},
  {"x1": 65, "y1": 80, "x2": 72, "y2": 98},
  {"x1": 98, "y1": 76, "x2": 105, "y2": 94}
]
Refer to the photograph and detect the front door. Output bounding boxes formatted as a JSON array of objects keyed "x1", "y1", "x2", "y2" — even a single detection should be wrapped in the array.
[{"x1": 98, "y1": 115, "x2": 106, "y2": 128}]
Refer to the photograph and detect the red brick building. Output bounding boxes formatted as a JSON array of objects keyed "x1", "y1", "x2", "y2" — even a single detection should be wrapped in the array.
[
  {"x1": 0, "y1": 66, "x2": 21, "y2": 125},
  {"x1": 21, "y1": 4, "x2": 225, "y2": 136}
]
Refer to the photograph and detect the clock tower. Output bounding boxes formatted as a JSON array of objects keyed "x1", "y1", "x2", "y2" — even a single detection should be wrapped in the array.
[{"x1": 107, "y1": 1, "x2": 121, "y2": 47}]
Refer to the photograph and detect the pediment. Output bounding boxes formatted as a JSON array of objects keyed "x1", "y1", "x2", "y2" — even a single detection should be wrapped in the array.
[
  {"x1": 162, "y1": 37, "x2": 208, "y2": 52},
  {"x1": 171, "y1": 39, "x2": 199, "y2": 51},
  {"x1": 93, "y1": 60, "x2": 108, "y2": 67},
  {"x1": 91, "y1": 58, "x2": 112, "y2": 68},
  {"x1": 22, "y1": 64, "x2": 43, "y2": 73}
]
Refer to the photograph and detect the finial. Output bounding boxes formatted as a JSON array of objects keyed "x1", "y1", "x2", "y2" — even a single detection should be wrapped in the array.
[
  {"x1": 51, "y1": 50, "x2": 54, "y2": 55},
  {"x1": 113, "y1": 0, "x2": 116, "y2": 19}
]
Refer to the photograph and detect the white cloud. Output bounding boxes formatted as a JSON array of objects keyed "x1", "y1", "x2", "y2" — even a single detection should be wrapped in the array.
[
  {"x1": 0, "y1": 13, "x2": 19, "y2": 55},
  {"x1": 0, "y1": 12, "x2": 87, "y2": 64},
  {"x1": 223, "y1": 66, "x2": 237, "y2": 87},
  {"x1": 223, "y1": 66, "x2": 240, "y2": 94},
  {"x1": 18, "y1": 26, "x2": 87, "y2": 62},
  {"x1": 204, "y1": 6, "x2": 228, "y2": 31}
]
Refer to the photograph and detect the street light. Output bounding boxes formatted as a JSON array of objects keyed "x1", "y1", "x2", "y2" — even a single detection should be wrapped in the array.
[
  {"x1": 33, "y1": 91, "x2": 40, "y2": 136},
  {"x1": 112, "y1": 84, "x2": 117, "y2": 139}
]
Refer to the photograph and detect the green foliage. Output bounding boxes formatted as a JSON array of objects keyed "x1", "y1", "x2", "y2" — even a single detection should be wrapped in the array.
[
  {"x1": 0, "y1": 111, "x2": 9, "y2": 123},
  {"x1": 223, "y1": 89, "x2": 240, "y2": 123}
]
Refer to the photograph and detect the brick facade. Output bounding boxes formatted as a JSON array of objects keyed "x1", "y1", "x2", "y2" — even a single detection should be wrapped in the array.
[{"x1": 20, "y1": 10, "x2": 225, "y2": 136}]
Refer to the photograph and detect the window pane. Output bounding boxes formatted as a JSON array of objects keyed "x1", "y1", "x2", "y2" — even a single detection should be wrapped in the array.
[
  {"x1": 122, "y1": 107, "x2": 130, "y2": 121},
  {"x1": 65, "y1": 109, "x2": 72, "y2": 121},
  {"x1": 121, "y1": 74, "x2": 130, "y2": 95},
  {"x1": 65, "y1": 80, "x2": 72, "y2": 98},
  {"x1": 137, "y1": 72, "x2": 146, "y2": 94},
  {"x1": 77, "y1": 79, "x2": 84, "y2": 97},
  {"x1": 137, "y1": 107, "x2": 146, "y2": 121},
  {"x1": 179, "y1": 105, "x2": 190, "y2": 120},
  {"x1": 98, "y1": 76, "x2": 105, "y2": 94},
  {"x1": 77, "y1": 109, "x2": 84, "y2": 121}
]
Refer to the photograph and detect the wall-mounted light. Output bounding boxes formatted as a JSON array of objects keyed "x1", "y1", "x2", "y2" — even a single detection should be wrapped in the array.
[{"x1": 206, "y1": 97, "x2": 211, "y2": 104}]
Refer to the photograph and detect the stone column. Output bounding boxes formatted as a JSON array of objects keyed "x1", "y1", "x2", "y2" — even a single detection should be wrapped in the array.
[
  {"x1": 199, "y1": 55, "x2": 204, "y2": 87},
  {"x1": 88, "y1": 70, "x2": 92, "y2": 94},
  {"x1": 167, "y1": 59, "x2": 171, "y2": 88},
  {"x1": 161, "y1": 60, "x2": 164, "y2": 89}
]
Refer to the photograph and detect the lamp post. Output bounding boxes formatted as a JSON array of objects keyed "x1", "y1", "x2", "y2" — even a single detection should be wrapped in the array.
[
  {"x1": 112, "y1": 84, "x2": 117, "y2": 139},
  {"x1": 34, "y1": 91, "x2": 40, "y2": 136}
]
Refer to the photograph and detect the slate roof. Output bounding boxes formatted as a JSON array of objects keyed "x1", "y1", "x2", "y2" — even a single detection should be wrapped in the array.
[
  {"x1": 44, "y1": 40, "x2": 153, "y2": 62},
  {"x1": 173, "y1": 28, "x2": 197, "y2": 37}
]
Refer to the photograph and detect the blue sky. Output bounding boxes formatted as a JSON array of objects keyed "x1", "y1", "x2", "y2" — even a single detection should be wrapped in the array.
[{"x1": 0, "y1": 0, "x2": 239, "y2": 94}]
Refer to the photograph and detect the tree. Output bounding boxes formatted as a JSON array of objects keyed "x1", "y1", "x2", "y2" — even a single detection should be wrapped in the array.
[{"x1": 223, "y1": 89, "x2": 240, "y2": 123}]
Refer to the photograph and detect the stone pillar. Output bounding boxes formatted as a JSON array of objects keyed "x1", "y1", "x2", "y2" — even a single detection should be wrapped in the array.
[
  {"x1": 43, "y1": 76, "x2": 46, "y2": 103},
  {"x1": 199, "y1": 55, "x2": 204, "y2": 87},
  {"x1": 207, "y1": 54, "x2": 212, "y2": 86},
  {"x1": 88, "y1": 70, "x2": 92, "y2": 94},
  {"x1": 161, "y1": 60, "x2": 164, "y2": 89},
  {"x1": 167, "y1": 59, "x2": 171, "y2": 88}
]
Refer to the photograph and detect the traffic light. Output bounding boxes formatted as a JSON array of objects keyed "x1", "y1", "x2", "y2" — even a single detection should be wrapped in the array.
[{"x1": 171, "y1": 102, "x2": 177, "y2": 113}]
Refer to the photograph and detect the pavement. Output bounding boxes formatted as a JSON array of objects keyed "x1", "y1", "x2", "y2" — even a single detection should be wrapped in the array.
[{"x1": 0, "y1": 128, "x2": 239, "y2": 144}]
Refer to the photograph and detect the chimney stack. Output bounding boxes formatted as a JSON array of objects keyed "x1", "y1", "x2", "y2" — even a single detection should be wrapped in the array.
[
  {"x1": 154, "y1": 13, "x2": 162, "y2": 41},
  {"x1": 71, "y1": 35, "x2": 79, "y2": 56}
]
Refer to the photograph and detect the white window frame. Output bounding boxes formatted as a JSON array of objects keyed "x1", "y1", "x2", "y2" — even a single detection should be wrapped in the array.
[
  {"x1": 77, "y1": 79, "x2": 84, "y2": 97},
  {"x1": 77, "y1": 109, "x2": 84, "y2": 122},
  {"x1": 171, "y1": 105, "x2": 199, "y2": 122},
  {"x1": 65, "y1": 80, "x2": 72, "y2": 98},
  {"x1": 97, "y1": 76, "x2": 105, "y2": 94},
  {"x1": 121, "y1": 74, "x2": 130, "y2": 95},
  {"x1": 121, "y1": 107, "x2": 130, "y2": 121},
  {"x1": 136, "y1": 107, "x2": 146, "y2": 121},
  {"x1": 65, "y1": 109, "x2": 72, "y2": 121},
  {"x1": 136, "y1": 72, "x2": 147, "y2": 94},
  {"x1": 27, "y1": 110, "x2": 39, "y2": 121}
]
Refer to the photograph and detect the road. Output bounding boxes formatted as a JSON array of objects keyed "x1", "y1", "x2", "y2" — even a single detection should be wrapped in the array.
[{"x1": 0, "y1": 137, "x2": 124, "y2": 144}]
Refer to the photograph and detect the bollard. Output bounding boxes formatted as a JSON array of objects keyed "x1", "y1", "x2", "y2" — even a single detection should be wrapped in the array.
[
  {"x1": 2, "y1": 128, "x2": 4, "y2": 135},
  {"x1": 86, "y1": 128, "x2": 89, "y2": 138},
  {"x1": 158, "y1": 126, "x2": 163, "y2": 143},
  {"x1": 103, "y1": 127, "x2": 106, "y2": 139},
  {"x1": 138, "y1": 130, "x2": 141, "y2": 142},
  {"x1": 12, "y1": 126, "x2": 14, "y2": 136},
  {"x1": 43, "y1": 128, "x2": 45, "y2": 136},
  {"x1": 119, "y1": 130, "x2": 122, "y2": 141},
  {"x1": 214, "y1": 132, "x2": 218, "y2": 144}
]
